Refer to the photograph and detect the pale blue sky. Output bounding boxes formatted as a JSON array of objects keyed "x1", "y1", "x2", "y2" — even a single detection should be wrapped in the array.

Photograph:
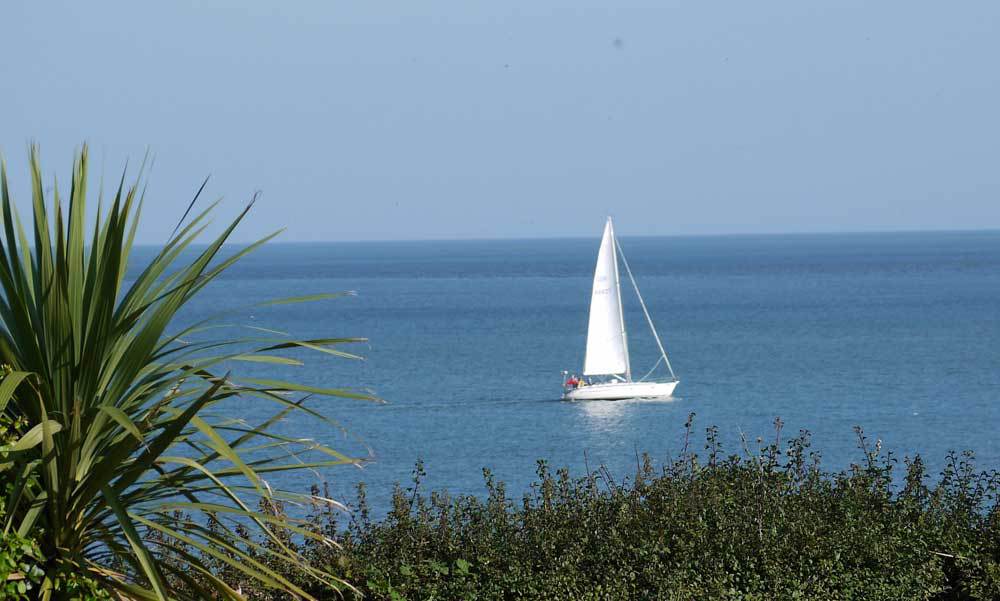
[{"x1": 1, "y1": 1, "x2": 998, "y2": 242}]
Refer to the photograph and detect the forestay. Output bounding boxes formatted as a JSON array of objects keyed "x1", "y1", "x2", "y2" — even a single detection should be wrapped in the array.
[{"x1": 583, "y1": 219, "x2": 630, "y2": 376}]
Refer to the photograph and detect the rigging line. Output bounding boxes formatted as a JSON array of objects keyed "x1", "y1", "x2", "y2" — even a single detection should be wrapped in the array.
[
  {"x1": 615, "y1": 237, "x2": 678, "y2": 381},
  {"x1": 638, "y1": 355, "x2": 664, "y2": 383}
]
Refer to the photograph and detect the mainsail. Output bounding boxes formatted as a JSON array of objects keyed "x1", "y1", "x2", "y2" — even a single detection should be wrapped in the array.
[{"x1": 583, "y1": 218, "x2": 630, "y2": 377}]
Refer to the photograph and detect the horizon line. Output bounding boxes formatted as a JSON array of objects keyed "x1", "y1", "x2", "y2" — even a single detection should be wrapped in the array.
[{"x1": 132, "y1": 225, "x2": 1000, "y2": 246}]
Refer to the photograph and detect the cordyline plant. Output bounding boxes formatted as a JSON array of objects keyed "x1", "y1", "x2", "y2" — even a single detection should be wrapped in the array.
[{"x1": 0, "y1": 146, "x2": 373, "y2": 599}]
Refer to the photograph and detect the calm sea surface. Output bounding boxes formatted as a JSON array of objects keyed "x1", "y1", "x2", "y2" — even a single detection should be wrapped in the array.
[{"x1": 135, "y1": 231, "x2": 1000, "y2": 517}]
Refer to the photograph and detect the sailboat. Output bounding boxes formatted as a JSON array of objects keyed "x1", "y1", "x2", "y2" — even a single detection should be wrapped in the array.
[{"x1": 562, "y1": 218, "x2": 679, "y2": 401}]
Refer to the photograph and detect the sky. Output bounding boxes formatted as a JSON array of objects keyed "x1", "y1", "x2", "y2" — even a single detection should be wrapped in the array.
[{"x1": 1, "y1": 0, "x2": 998, "y2": 243}]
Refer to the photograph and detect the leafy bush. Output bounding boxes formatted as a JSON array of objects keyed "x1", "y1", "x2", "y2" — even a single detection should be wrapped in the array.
[
  {"x1": 234, "y1": 415, "x2": 1000, "y2": 600},
  {"x1": 0, "y1": 414, "x2": 43, "y2": 600},
  {"x1": 0, "y1": 521, "x2": 42, "y2": 600}
]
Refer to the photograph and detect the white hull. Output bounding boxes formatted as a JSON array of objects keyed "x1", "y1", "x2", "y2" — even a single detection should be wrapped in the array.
[{"x1": 563, "y1": 380, "x2": 678, "y2": 401}]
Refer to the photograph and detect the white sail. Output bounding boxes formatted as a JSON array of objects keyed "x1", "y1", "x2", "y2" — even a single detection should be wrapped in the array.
[{"x1": 583, "y1": 219, "x2": 630, "y2": 377}]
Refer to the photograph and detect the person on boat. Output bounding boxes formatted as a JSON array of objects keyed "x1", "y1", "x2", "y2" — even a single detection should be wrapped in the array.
[{"x1": 565, "y1": 375, "x2": 579, "y2": 388}]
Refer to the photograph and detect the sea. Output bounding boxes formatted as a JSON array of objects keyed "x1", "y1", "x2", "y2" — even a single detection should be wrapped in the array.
[{"x1": 141, "y1": 231, "x2": 1000, "y2": 518}]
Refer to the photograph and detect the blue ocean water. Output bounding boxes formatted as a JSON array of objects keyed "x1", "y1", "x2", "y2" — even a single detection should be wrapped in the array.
[{"x1": 146, "y1": 231, "x2": 1000, "y2": 517}]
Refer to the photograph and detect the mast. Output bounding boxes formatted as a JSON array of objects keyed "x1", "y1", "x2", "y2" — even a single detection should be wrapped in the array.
[
  {"x1": 615, "y1": 236, "x2": 677, "y2": 382},
  {"x1": 608, "y1": 218, "x2": 631, "y2": 381}
]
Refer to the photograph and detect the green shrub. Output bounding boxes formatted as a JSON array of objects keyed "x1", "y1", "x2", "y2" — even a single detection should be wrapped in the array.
[
  {"x1": 0, "y1": 413, "x2": 40, "y2": 600},
  {"x1": 0, "y1": 528, "x2": 42, "y2": 600},
  {"x1": 260, "y1": 415, "x2": 1000, "y2": 600}
]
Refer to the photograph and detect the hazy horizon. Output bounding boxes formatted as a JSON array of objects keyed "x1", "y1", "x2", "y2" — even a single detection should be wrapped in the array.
[
  {"x1": 3, "y1": 0, "x2": 999, "y2": 243},
  {"x1": 126, "y1": 225, "x2": 1000, "y2": 247}
]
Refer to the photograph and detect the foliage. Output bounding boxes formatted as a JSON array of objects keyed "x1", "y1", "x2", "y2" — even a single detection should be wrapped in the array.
[
  {"x1": 223, "y1": 415, "x2": 1000, "y2": 600},
  {"x1": 0, "y1": 512, "x2": 42, "y2": 600},
  {"x1": 0, "y1": 146, "x2": 371, "y2": 599},
  {"x1": 0, "y1": 413, "x2": 43, "y2": 600}
]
